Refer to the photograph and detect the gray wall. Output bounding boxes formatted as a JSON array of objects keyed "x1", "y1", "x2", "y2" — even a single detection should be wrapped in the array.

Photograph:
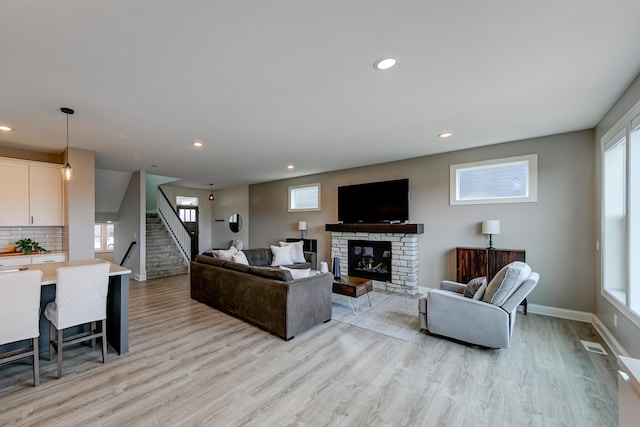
[
  {"x1": 211, "y1": 186, "x2": 249, "y2": 250},
  {"x1": 249, "y1": 130, "x2": 595, "y2": 312},
  {"x1": 595, "y1": 72, "x2": 640, "y2": 357}
]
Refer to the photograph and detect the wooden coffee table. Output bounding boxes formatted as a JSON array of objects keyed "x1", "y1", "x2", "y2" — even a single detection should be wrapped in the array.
[{"x1": 332, "y1": 275, "x2": 373, "y2": 314}]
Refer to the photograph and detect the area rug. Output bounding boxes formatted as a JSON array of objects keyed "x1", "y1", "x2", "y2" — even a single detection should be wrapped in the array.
[{"x1": 331, "y1": 290, "x2": 423, "y2": 342}]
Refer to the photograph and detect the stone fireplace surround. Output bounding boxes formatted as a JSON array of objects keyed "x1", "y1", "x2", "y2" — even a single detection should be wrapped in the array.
[{"x1": 326, "y1": 223, "x2": 423, "y2": 295}]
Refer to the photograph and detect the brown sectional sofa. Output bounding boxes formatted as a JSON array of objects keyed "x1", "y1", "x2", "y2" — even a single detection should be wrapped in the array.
[{"x1": 190, "y1": 249, "x2": 333, "y2": 340}]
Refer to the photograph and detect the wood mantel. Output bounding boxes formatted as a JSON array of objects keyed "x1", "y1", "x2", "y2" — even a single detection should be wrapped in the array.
[{"x1": 325, "y1": 223, "x2": 424, "y2": 234}]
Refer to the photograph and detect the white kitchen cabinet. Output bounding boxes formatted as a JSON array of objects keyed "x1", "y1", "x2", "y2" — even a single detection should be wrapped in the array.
[
  {"x1": 31, "y1": 253, "x2": 67, "y2": 264},
  {"x1": 0, "y1": 157, "x2": 64, "y2": 226},
  {"x1": 0, "y1": 159, "x2": 30, "y2": 226},
  {"x1": 0, "y1": 256, "x2": 32, "y2": 267},
  {"x1": 29, "y1": 163, "x2": 64, "y2": 225}
]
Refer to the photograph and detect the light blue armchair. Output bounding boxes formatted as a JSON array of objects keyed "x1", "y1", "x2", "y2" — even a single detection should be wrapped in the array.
[{"x1": 419, "y1": 262, "x2": 539, "y2": 349}]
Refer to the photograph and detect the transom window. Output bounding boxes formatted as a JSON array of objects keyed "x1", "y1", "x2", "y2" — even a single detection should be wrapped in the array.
[
  {"x1": 288, "y1": 183, "x2": 321, "y2": 212},
  {"x1": 450, "y1": 154, "x2": 538, "y2": 205}
]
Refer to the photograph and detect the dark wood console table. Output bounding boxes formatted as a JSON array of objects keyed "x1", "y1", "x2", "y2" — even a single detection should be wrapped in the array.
[
  {"x1": 285, "y1": 238, "x2": 317, "y2": 253},
  {"x1": 456, "y1": 247, "x2": 528, "y2": 314}
]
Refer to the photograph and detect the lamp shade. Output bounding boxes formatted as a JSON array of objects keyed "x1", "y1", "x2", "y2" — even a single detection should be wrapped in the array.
[
  {"x1": 297, "y1": 221, "x2": 307, "y2": 231},
  {"x1": 482, "y1": 220, "x2": 501, "y2": 235}
]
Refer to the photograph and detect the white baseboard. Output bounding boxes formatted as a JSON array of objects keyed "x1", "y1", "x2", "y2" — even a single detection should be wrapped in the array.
[
  {"x1": 591, "y1": 315, "x2": 629, "y2": 357},
  {"x1": 527, "y1": 304, "x2": 593, "y2": 322},
  {"x1": 134, "y1": 272, "x2": 147, "y2": 281}
]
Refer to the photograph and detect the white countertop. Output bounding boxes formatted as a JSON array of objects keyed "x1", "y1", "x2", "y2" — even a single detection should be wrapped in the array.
[{"x1": 0, "y1": 258, "x2": 130, "y2": 285}]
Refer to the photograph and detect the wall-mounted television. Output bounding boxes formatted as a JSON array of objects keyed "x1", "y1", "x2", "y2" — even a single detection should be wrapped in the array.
[{"x1": 337, "y1": 178, "x2": 409, "y2": 224}]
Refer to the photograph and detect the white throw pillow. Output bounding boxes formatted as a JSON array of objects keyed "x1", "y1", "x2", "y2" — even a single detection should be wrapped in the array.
[
  {"x1": 232, "y1": 251, "x2": 249, "y2": 265},
  {"x1": 212, "y1": 246, "x2": 238, "y2": 261},
  {"x1": 271, "y1": 245, "x2": 293, "y2": 266},
  {"x1": 280, "y1": 266, "x2": 310, "y2": 280},
  {"x1": 279, "y1": 240, "x2": 306, "y2": 263}
]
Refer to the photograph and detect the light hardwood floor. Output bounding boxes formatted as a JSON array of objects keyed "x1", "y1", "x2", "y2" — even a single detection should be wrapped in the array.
[{"x1": 0, "y1": 274, "x2": 618, "y2": 426}]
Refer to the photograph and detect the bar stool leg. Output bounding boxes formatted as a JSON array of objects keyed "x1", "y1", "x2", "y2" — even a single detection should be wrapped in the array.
[
  {"x1": 49, "y1": 322, "x2": 55, "y2": 361},
  {"x1": 101, "y1": 319, "x2": 107, "y2": 363},
  {"x1": 57, "y1": 329, "x2": 63, "y2": 379},
  {"x1": 33, "y1": 337, "x2": 39, "y2": 387}
]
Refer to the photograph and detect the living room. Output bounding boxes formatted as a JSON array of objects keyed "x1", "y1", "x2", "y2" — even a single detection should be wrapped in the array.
[{"x1": 2, "y1": 1, "x2": 640, "y2": 425}]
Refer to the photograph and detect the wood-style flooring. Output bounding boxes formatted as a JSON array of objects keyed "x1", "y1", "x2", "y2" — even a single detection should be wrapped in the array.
[{"x1": 0, "y1": 274, "x2": 618, "y2": 426}]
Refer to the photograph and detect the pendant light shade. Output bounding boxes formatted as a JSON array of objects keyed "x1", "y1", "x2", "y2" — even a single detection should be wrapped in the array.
[
  {"x1": 61, "y1": 107, "x2": 74, "y2": 181},
  {"x1": 208, "y1": 184, "x2": 215, "y2": 201}
]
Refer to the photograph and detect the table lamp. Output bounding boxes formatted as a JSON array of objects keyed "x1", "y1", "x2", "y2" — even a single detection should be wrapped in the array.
[
  {"x1": 298, "y1": 221, "x2": 307, "y2": 239},
  {"x1": 482, "y1": 220, "x2": 501, "y2": 250}
]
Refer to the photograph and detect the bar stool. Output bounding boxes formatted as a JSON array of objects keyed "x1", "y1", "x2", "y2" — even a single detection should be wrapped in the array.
[
  {"x1": 45, "y1": 262, "x2": 110, "y2": 378},
  {"x1": 0, "y1": 269, "x2": 44, "y2": 387}
]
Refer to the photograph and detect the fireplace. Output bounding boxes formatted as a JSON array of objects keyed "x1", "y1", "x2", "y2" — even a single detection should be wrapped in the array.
[
  {"x1": 348, "y1": 240, "x2": 392, "y2": 282},
  {"x1": 327, "y1": 223, "x2": 423, "y2": 295}
]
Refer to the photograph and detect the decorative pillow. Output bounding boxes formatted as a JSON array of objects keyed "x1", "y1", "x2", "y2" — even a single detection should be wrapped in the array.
[
  {"x1": 271, "y1": 245, "x2": 293, "y2": 266},
  {"x1": 280, "y1": 265, "x2": 310, "y2": 280},
  {"x1": 232, "y1": 250, "x2": 249, "y2": 265},
  {"x1": 473, "y1": 282, "x2": 488, "y2": 301},
  {"x1": 279, "y1": 240, "x2": 305, "y2": 263},
  {"x1": 482, "y1": 261, "x2": 532, "y2": 306},
  {"x1": 462, "y1": 276, "x2": 487, "y2": 298},
  {"x1": 228, "y1": 239, "x2": 244, "y2": 251},
  {"x1": 212, "y1": 246, "x2": 238, "y2": 261}
]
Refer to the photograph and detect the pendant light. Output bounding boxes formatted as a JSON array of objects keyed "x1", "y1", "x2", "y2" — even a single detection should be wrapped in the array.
[
  {"x1": 61, "y1": 107, "x2": 74, "y2": 181},
  {"x1": 208, "y1": 184, "x2": 215, "y2": 201}
]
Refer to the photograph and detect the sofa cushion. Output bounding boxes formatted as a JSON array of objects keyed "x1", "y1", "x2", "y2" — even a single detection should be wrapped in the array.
[
  {"x1": 271, "y1": 245, "x2": 293, "y2": 266},
  {"x1": 243, "y1": 248, "x2": 272, "y2": 266},
  {"x1": 463, "y1": 276, "x2": 487, "y2": 299},
  {"x1": 279, "y1": 240, "x2": 305, "y2": 263},
  {"x1": 482, "y1": 261, "x2": 531, "y2": 306},
  {"x1": 195, "y1": 254, "x2": 227, "y2": 267},
  {"x1": 248, "y1": 266, "x2": 292, "y2": 281},
  {"x1": 280, "y1": 265, "x2": 310, "y2": 280}
]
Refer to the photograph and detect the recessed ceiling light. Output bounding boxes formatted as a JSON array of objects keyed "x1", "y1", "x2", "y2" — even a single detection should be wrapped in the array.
[
  {"x1": 0, "y1": 125, "x2": 11, "y2": 132},
  {"x1": 192, "y1": 141, "x2": 203, "y2": 148},
  {"x1": 438, "y1": 132, "x2": 453, "y2": 139},
  {"x1": 287, "y1": 165, "x2": 294, "y2": 170},
  {"x1": 373, "y1": 57, "x2": 397, "y2": 70}
]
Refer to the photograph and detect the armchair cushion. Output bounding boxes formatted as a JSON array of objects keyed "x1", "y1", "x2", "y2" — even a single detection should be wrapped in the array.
[{"x1": 482, "y1": 261, "x2": 531, "y2": 306}]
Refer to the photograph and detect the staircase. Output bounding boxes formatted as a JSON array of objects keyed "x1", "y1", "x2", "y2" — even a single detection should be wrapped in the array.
[{"x1": 146, "y1": 213, "x2": 189, "y2": 279}]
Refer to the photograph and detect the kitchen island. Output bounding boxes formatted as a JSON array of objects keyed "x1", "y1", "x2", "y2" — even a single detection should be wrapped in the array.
[{"x1": 0, "y1": 259, "x2": 131, "y2": 355}]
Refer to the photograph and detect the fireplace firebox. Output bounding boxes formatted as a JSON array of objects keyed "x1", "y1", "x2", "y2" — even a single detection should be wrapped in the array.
[{"x1": 347, "y1": 240, "x2": 392, "y2": 282}]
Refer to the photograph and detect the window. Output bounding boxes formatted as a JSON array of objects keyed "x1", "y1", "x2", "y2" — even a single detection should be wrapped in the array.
[
  {"x1": 602, "y1": 103, "x2": 640, "y2": 323},
  {"x1": 176, "y1": 196, "x2": 198, "y2": 206},
  {"x1": 94, "y1": 223, "x2": 115, "y2": 252},
  {"x1": 288, "y1": 183, "x2": 321, "y2": 212},
  {"x1": 450, "y1": 154, "x2": 538, "y2": 205},
  {"x1": 178, "y1": 207, "x2": 197, "y2": 222}
]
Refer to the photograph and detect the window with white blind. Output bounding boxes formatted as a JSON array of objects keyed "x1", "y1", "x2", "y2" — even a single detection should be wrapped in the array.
[
  {"x1": 450, "y1": 154, "x2": 538, "y2": 205},
  {"x1": 602, "y1": 103, "x2": 640, "y2": 323},
  {"x1": 288, "y1": 183, "x2": 321, "y2": 212}
]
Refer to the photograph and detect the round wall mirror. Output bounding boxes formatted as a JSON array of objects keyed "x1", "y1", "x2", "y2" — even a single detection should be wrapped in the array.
[{"x1": 229, "y1": 213, "x2": 242, "y2": 233}]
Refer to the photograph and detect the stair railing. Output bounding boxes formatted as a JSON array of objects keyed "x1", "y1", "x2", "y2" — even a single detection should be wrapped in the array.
[
  {"x1": 120, "y1": 241, "x2": 137, "y2": 266},
  {"x1": 156, "y1": 187, "x2": 192, "y2": 263}
]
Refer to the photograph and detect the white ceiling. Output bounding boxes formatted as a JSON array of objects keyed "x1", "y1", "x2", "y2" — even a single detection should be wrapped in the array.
[{"x1": 2, "y1": 1, "x2": 640, "y2": 189}]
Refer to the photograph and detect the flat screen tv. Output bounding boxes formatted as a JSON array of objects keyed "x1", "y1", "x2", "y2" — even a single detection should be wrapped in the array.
[{"x1": 338, "y1": 178, "x2": 409, "y2": 224}]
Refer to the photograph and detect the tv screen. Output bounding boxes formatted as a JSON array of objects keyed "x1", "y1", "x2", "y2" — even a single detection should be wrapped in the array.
[{"x1": 338, "y1": 179, "x2": 409, "y2": 223}]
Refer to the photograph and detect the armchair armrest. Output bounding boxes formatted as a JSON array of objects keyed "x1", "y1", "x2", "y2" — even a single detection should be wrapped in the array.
[
  {"x1": 440, "y1": 280, "x2": 465, "y2": 293},
  {"x1": 426, "y1": 289, "x2": 510, "y2": 348},
  {"x1": 303, "y1": 251, "x2": 317, "y2": 270}
]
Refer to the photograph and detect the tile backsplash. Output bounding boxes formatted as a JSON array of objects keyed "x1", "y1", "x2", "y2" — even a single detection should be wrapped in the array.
[{"x1": 0, "y1": 226, "x2": 65, "y2": 252}]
